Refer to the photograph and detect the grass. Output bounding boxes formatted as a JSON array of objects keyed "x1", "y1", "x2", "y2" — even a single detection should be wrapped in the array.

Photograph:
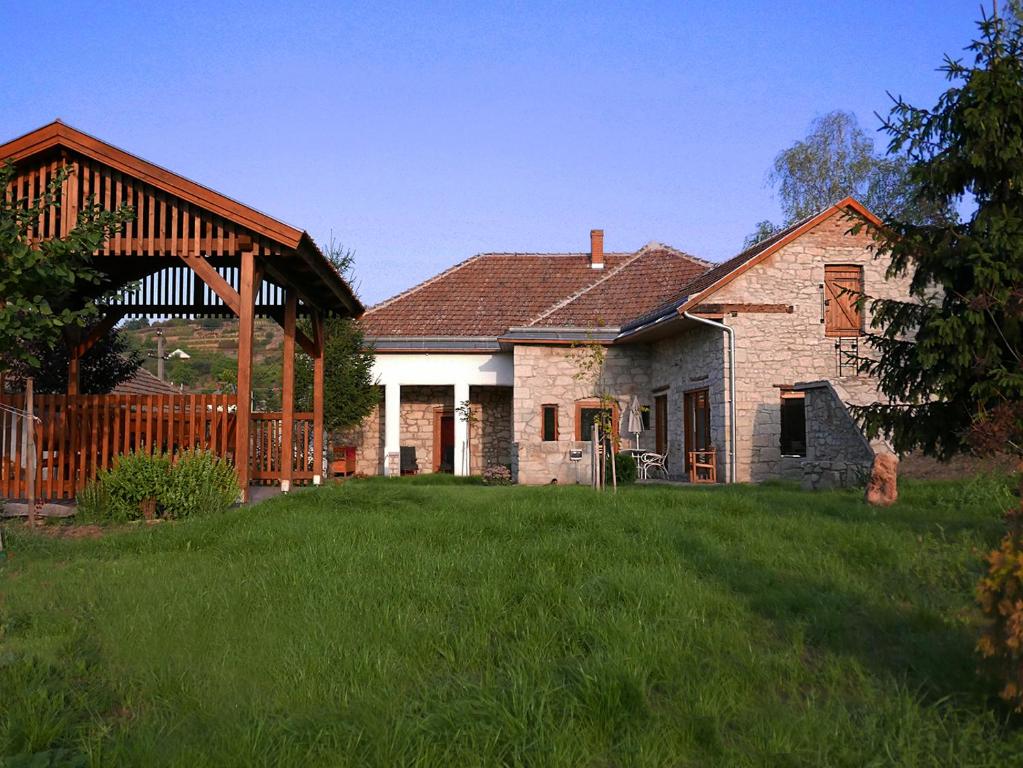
[{"x1": 1, "y1": 475, "x2": 1021, "y2": 766}]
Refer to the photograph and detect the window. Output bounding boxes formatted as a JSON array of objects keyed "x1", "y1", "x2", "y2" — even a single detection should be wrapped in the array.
[
  {"x1": 575, "y1": 399, "x2": 619, "y2": 442},
  {"x1": 541, "y1": 404, "x2": 558, "y2": 441},
  {"x1": 780, "y1": 390, "x2": 806, "y2": 457},
  {"x1": 824, "y1": 265, "x2": 863, "y2": 337}
]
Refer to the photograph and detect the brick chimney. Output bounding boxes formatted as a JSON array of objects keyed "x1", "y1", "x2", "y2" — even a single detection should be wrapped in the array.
[{"x1": 590, "y1": 229, "x2": 604, "y2": 269}]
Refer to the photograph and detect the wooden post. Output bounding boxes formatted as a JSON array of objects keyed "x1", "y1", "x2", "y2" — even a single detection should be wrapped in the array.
[
  {"x1": 25, "y1": 377, "x2": 36, "y2": 525},
  {"x1": 235, "y1": 250, "x2": 255, "y2": 501},
  {"x1": 280, "y1": 290, "x2": 297, "y2": 492},
  {"x1": 312, "y1": 312, "x2": 324, "y2": 485},
  {"x1": 67, "y1": 342, "x2": 81, "y2": 396}
]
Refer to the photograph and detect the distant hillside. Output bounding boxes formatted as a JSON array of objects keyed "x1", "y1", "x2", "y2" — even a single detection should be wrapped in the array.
[{"x1": 123, "y1": 318, "x2": 286, "y2": 409}]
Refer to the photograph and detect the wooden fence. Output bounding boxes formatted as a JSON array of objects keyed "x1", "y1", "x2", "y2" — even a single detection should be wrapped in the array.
[
  {"x1": 0, "y1": 393, "x2": 237, "y2": 500},
  {"x1": 250, "y1": 412, "x2": 316, "y2": 484}
]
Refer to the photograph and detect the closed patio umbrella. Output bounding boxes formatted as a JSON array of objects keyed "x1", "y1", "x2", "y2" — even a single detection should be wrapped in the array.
[{"x1": 626, "y1": 394, "x2": 643, "y2": 449}]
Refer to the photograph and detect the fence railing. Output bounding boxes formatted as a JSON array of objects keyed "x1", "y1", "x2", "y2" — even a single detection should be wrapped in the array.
[
  {"x1": 250, "y1": 412, "x2": 316, "y2": 483},
  {"x1": 0, "y1": 393, "x2": 237, "y2": 500}
]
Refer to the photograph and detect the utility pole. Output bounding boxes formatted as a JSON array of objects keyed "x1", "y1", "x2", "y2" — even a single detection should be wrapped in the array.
[{"x1": 156, "y1": 330, "x2": 166, "y2": 381}]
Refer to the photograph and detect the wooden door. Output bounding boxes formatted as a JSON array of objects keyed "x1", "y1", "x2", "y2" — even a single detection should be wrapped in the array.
[
  {"x1": 433, "y1": 410, "x2": 455, "y2": 473},
  {"x1": 654, "y1": 394, "x2": 667, "y2": 456},
  {"x1": 683, "y1": 389, "x2": 710, "y2": 473},
  {"x1": 824, "y1": 265, "x2": 863, "y2": 337}
]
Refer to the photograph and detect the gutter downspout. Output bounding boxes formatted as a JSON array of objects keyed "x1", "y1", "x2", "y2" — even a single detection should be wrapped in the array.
[{"x1": 682, "y1": 312, "x2": 736, "y2": 483}]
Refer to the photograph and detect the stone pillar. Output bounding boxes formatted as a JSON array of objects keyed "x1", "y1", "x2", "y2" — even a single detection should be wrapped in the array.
[
  {"x1": 454, "y1": 380, "x2": 470, "y2": 476},
  {"x1": 384, "y1": 383, "x2": 401, "y2": 476}
]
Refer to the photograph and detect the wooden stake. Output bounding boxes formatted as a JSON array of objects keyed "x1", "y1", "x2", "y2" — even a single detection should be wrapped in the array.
[{"x1": 25, "y1": 377, "x2": 36, "y2": 526}]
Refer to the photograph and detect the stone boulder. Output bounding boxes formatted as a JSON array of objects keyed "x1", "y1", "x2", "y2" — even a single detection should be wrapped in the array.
[{"x1": 865, "y1": 452, "x2": 899, "y2": 506}]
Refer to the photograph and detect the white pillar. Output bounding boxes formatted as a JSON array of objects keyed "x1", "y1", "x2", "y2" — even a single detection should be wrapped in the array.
[
  {"x1": 384, "y1": 383, "x2": 401, "y2": 476},
  {"x1": 454, "y1": 380, "x2": 470, "y2": 476}
]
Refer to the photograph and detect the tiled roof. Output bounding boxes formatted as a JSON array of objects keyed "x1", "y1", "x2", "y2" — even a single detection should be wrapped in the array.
[
  {"x1": 529, "y1": 243, "x2": 710, "y2": 328},
  {"x1": 361, "y1": 252, "x2": 636, "y2": 337},
  {"x1": 113, "y1": 367, "x2": 183, "y2": 396},
  {"x1": 621, "y1": 208, "x2": 836, "y2": 332}
]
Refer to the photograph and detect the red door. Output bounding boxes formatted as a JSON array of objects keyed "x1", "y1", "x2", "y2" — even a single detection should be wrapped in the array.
[{"x1": 434, "y1": 411, "x2": 456, "y2": 472}]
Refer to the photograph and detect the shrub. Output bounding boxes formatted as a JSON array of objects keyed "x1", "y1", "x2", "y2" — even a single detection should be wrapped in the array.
[
  {"x1": 482, "y1": 465, "x2": 512, "y2": 486},
  {"x1": 75, "y1": 450, "x2": 238, "y2": 522},
  {"x1": 977, "y1": 516, "x2": 1023, "y2": 711},
  {"x1": 160, "y1": 449, "x2": 239, "y2": 519},
  {"x1": 77, "y1": 452, "x2": 170, "y2": 523},
  {"x1": 606, "y1": 452, "x2": 638, "y2": 485}
]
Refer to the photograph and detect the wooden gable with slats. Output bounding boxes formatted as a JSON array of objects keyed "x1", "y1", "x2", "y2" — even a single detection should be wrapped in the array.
[{"x1": 0, "y1": 121, "x2": 362, "y2": 319}]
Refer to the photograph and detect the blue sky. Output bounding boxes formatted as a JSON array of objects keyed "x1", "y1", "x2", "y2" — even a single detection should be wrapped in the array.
[{"x1": 0, "y1": 1, "x2": 981, "y2": 304}]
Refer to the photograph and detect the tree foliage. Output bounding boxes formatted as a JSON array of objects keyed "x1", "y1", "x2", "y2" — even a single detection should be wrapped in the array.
[
  {"x1": 294, "y1": 239, "x2": 377, "y2": 432},
  {"x1": 295, "y1": 316, "x2": 379, "y2": 432},
  {"x1": 857, "y1": 10, "x2": 1023, "y2": 461},
  {"x1": 849, "y1": 9, "x2": 1023, "y2": 711},
  {"x1": 0, "y1": 161, "x2": 132, "y2": 377},
  {"x1": 746, "y1": 111, "x2": 953, "y2": 247},
  {"x1": 5, "y1": 329, "x2": 142, "y2": 394}
]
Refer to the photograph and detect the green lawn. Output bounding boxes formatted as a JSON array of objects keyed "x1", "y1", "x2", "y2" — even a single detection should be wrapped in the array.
[{"x1": 2, "y1": 475, "x2": 1021, "y2": 766}]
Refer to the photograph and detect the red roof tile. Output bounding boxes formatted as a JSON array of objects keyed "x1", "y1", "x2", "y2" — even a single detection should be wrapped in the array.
[
  {"x1": 529, "y1": 244, "x2": 710, "y2": 328},
  {"x1": 361, "y1": 252, "x2": 634, "y2": 337},
  {"x1": 113, "y1": 367, "x2": 183, "y2": 396}
]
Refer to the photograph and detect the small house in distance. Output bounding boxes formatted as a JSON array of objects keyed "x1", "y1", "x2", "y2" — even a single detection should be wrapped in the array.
[{"x1": 352, "y1": 200, "x2": 909, "y2": 487}]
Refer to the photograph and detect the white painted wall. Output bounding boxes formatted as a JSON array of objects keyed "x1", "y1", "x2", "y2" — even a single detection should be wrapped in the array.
[
  {"x1": 372, "y1": 352, "x2": 514, "y2": 387},
  {"x1": 375, "y1": 352, "x2": 513, "y2": 476}
]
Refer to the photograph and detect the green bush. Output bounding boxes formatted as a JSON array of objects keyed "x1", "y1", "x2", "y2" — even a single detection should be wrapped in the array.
[
  {"x1": 606, "y1": 451, "x2": 638, "y2": 485},
  {"x1": 104, "y1": 452, "x2": 171, "y2": 508},
  {"x1": 75, "y1": 450, "x2": 238, "y2": 522},
  {"x1": 160, "y1": 449, "x2": 239, "y2": 519}
]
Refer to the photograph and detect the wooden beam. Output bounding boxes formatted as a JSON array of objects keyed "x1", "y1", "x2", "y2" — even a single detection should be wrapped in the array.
[
  {"x1": 280, "y1": 290, "x2": 297, "y2": 492},
  {"x1": 312, "y1": 312, "x2": 324, "y2": 485},
  {"x1": 235, "y1": 250, "x2": 256, "y2": 501},
  {"x1": 180, "y1": 255, "x2": 241, "y2": 316},
  {"x1": 690, "y1": 303, "x2": 794, "y2": 315},
  {"x1": 74, "y1": 308, "x2": 127, "y2": 357},
  {"x1": 260, "y1": 260, "x2": 324, "y2": 316},
  {"x1": 265, "y1": 308, "x2": 317, "y2": 357}
]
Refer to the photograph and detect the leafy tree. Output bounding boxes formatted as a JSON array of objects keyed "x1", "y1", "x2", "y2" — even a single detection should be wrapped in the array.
[
  {"x1": 0, "y1": 161, "x2": 132, "y2": 377},
  {"x1": 293, "y1": 238, "x2": 377, "y2": 431},
  {"x1": 852, "y1": 9, "x2": 1023, "y2": 709},
  {"x1": 5, "y1": 329, "x2": 142, "y2": 394},
  {"x1": 295, "y1": 316, "x2": 378, "y2": 432},
  {"x1": 745, "y1": 111, "x2": 953, "y2": 247}
]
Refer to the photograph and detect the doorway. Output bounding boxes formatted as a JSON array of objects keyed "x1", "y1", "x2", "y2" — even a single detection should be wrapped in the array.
[
  {"x1": 654, "y1": 394, "x2": 667, "y2": 456},
  {"x1": 683, "y1": 388, "x2": 711, "y2": 474},
  {"x1": 433, "y1": 409, "x2": 455, "y2": 473}
]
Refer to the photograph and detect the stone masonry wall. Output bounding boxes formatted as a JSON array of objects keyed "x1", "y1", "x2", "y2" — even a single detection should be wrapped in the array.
[
  {"x1": 799, "y1": 382, "x2": 874, "y2": 489},
  {"x1": 648, "y1": 326, "x2": 727, "y2": 479},
  {"x1": 513, "y1": 344, "x2": 652, "y2": 485},
  {"x1": 703, "y1": 211, "x2": 912, "y2": 482},
  {"x1": 338, "y1": 384, "x2": 512, "y2": 476}
]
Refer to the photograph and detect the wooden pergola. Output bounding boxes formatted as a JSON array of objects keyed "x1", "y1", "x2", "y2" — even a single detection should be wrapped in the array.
[{"x1": 0, "y1": 121, "x2": 363, "y2": 501}]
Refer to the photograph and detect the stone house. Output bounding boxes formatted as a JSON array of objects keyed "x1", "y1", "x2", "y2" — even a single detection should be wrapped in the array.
[{"x1": 350, "y1": 198, "x2": 907, "y2": 486}]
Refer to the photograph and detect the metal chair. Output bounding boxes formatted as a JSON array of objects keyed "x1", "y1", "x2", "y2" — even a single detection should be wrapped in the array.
[{"x1": 640, "y1": 444, "x2": 669, "y2": 480}]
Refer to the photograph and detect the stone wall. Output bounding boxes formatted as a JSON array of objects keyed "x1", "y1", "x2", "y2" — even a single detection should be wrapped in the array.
[
  {"x1": 798, "y1": 382, "x2": 874, "y2": 489},
  {"x1": 337, "y1": 384, "x2": 513, "y2": 476},
  {"x1": 512, "y1": 344, "x2": 653, "y2": 484},
  {"x1": 648, "y1": 325, "x2": 727, "y2": 479},
  {"x1": 699, "y1": 211, "x2": 912, "y2": 482}
]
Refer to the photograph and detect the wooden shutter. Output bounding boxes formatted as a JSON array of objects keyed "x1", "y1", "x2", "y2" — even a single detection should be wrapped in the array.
[{"x1": 824, "y1": 265, "x2": 863, "y2": 337}]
